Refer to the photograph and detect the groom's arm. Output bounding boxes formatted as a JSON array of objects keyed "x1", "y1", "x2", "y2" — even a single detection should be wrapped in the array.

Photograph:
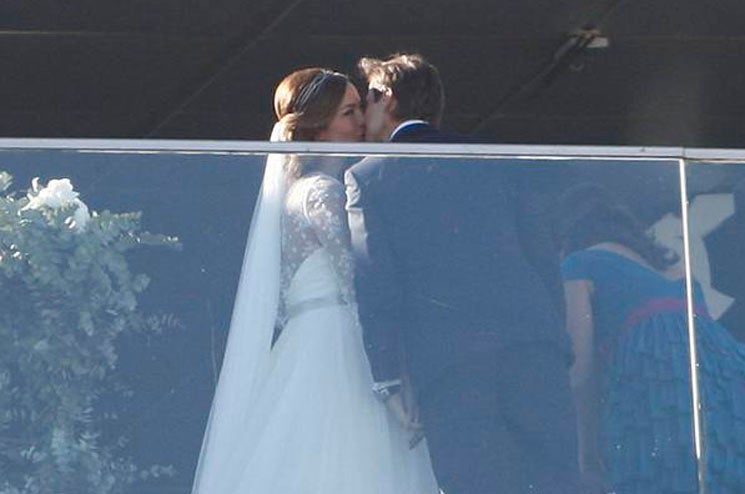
[{"x1": 345, "y1": 163, "x2": 403, "y2": 384}]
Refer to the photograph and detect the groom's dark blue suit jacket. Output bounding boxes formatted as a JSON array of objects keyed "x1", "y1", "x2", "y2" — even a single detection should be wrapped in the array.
[{"x1": 345, "y1": 123, "x2": 568, "y2": 394}]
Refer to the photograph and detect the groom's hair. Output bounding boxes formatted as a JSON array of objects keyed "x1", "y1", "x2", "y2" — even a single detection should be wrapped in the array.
[{"x1": 358, "y1": 53, "x2": 444, "y2": 127}]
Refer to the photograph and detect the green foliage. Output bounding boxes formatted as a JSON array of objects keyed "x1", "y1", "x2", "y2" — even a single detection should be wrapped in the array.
[{"x1": 0, "y1": 172, "x2": 180, "y2": 494}]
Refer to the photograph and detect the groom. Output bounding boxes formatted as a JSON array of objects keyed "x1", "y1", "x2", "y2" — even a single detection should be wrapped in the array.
[{"x1": 346, "y1": 53, "x2": 580, "y2": 494}]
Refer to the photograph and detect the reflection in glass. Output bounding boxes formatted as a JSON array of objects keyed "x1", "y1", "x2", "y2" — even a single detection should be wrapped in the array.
[{"x1": 557, "y1": 178, "x2": 698, "y2": 494}]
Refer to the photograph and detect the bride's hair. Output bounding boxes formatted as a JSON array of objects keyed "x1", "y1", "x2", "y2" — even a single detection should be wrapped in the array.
[
  {"x1": 274, "y1": 68, "x2": 349, "y2": 141},
  {"x1": 273, "y1": 68, "x2": 350, "y2": 178}
]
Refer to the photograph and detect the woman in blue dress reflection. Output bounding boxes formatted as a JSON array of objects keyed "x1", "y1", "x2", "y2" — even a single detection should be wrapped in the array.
[{"x1": 558, "y1": 184, "x2": 745, "y2": 494}]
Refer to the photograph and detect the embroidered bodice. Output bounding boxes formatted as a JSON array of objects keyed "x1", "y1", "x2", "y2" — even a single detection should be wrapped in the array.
[{"x1": 280, "y1": 173, "x2": 355, "y2": 317}]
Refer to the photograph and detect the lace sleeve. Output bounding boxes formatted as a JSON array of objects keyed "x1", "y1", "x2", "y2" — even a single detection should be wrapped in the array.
[{"x1": 304, "y1": 175, "x2": 356, "y2": 304}]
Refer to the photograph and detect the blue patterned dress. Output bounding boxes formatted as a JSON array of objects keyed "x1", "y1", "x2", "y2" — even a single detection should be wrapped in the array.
[{"x1": 562, "y1": 248, "x2": 745, "y2": 494}]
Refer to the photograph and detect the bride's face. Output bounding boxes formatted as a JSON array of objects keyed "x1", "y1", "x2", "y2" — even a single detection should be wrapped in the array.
[{"x1": 316, "y1": 83, "x2": 365, "y2": 142}]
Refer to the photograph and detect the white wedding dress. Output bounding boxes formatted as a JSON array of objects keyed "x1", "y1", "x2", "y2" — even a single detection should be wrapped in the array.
[{"x1": 192, "y1": 170, "x2": 438, "y2": 494}]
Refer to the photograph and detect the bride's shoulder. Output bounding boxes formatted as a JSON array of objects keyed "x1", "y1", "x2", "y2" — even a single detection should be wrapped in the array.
[{"x1": 288, "y1": 174, "x2": 345, "y2": 210}]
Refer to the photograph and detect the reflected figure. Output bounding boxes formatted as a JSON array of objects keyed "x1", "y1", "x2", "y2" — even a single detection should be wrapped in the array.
[
  {"x1": 706, "y1": 176, "x2": 745, "y2": 340},
  {"x1": 559, "y1": 184, "x2": 745, "y2": 494},
  {"x1": 191, "y1": 68, "x2": 438, "y2": 493}
]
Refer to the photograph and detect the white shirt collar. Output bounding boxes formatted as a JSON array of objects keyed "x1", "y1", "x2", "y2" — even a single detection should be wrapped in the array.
[{"x1": 389, "y1": 119, "x2": 429, "y2": 141}]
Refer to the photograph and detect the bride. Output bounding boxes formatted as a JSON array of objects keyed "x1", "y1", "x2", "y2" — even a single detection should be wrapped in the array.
[{"x1": 191, "y1": 68, "x2": 439, "y2": 493}]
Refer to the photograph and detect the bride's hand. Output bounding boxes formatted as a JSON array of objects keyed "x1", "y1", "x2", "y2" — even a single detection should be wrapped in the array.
[
  {"x1": 385, "y1": 386, "x2": 426, "y2": 449},
  {"x1": 385, "y1": 392, "x2": 422, "y2": 432}
]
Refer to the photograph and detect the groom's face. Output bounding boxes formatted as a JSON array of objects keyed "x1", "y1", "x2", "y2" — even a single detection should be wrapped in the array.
[{"x1": 363, "y1": 85, "x2": 391, "y2": 142}]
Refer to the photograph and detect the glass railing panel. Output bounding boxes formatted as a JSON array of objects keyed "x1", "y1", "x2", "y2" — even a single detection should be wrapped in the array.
[
  {"x1": 0, "y1": 148, "x2": 265, "y2": 494},
  {"x1": 0, "y1": 147, "x2": 693, "y2": 494},
  {"x1": 548, "y1": 158, "x2": 697, "y2": 494}
]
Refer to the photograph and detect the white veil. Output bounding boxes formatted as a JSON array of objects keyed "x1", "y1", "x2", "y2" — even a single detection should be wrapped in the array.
[{"x1": 191, "y1": 123, "x2": 288, "y2": 493}]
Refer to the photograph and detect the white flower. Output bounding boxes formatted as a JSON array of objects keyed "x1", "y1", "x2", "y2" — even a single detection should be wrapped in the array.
[
  {"x1": 24, "y1": 177, "x2": 91, "y2": 231},
  {"x1": 26, "y1": 178, "x2": 79, "y2": 209}
]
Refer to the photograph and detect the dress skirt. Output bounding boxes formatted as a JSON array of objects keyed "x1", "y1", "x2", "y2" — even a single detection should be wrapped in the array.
[
  {"x1": 229, "y1": 303, "x2": 438, "y2": 494},
  {"x1": 605, "y1": 310, "x2": 745, "y2": 494}
]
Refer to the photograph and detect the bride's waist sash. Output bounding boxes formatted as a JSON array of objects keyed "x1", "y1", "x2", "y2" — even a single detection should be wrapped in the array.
[{"x1": 286, "y1": 295, "x2": 347, "y2": 321}]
